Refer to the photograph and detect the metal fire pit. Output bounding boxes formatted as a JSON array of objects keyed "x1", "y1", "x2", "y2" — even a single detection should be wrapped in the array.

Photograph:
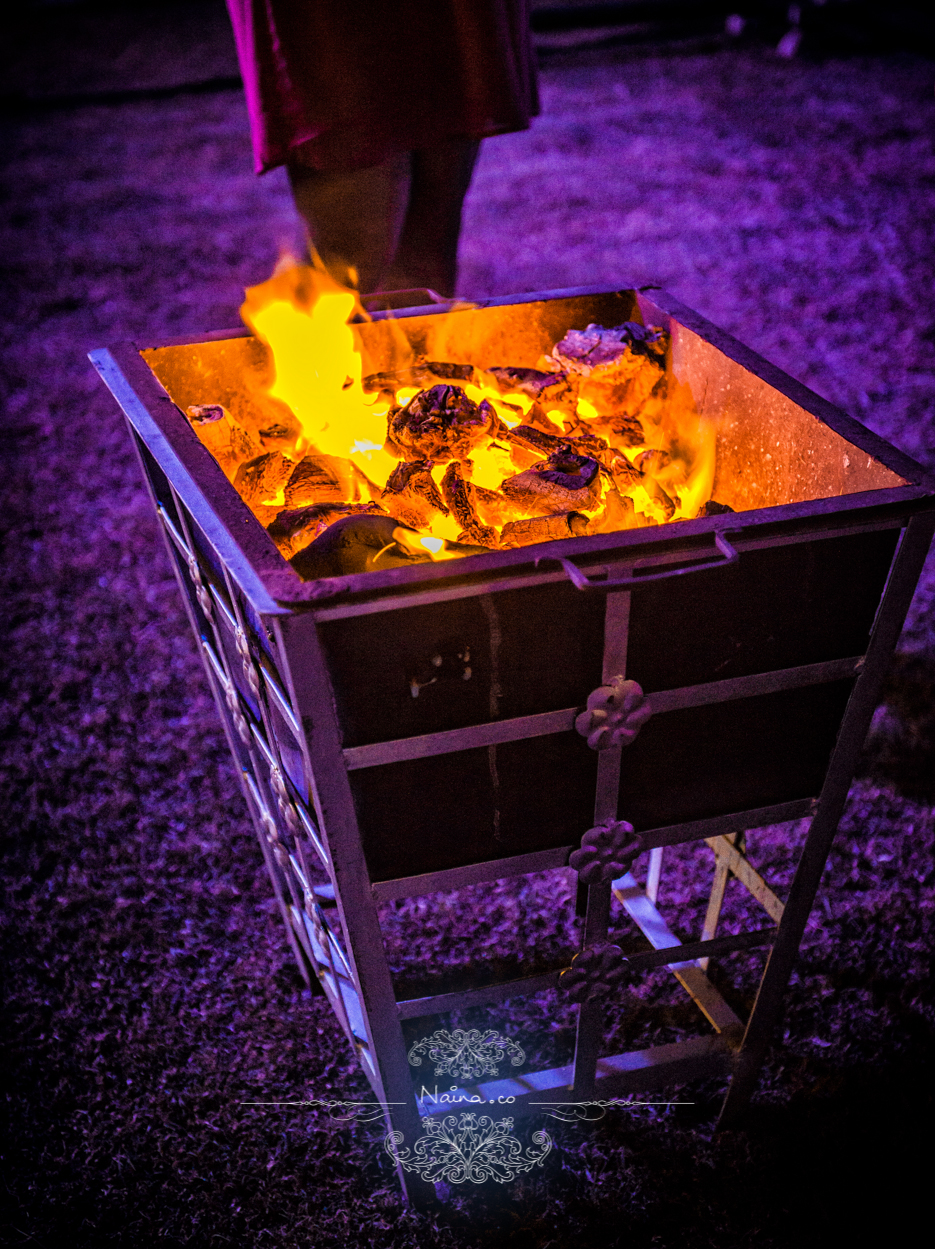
[{"x1": 91, "y1": 286, "x2": 935, "y2": 1198}]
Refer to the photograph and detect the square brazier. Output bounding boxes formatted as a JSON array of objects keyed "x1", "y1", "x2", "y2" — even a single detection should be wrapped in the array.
[{"x1": 91, "y1": 286, "x2": 935, "y2": 1199}]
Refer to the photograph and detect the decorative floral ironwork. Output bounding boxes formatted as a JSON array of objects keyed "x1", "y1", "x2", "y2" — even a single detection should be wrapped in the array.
[
  {"x1": 559, "y1": 943, "x2": 629, "y2": 1003},
  {"x1": 269, "y1": 763, "x2": 301, "y2": 837},
  {"x1": 575, "y1": 676, "x2": 652, "y2": 750},
  {"x1": 186, "y1": 554, "x2": 214, "y2": 620},
  {"x1": 385, "y1": 1114, "x2": 551, "y2": 1184},
  {"x1": 257, "y1": 803, "x2": 289, "y2": 868},
  {"x1": 569, "y1": 819, "x2": 644, "y2": 884},
  {"x1": 407, "y1": 1028, "x2": 526, "y2": 1081},
  {"x1": 223, "y1": 681, "x2": 251, "y2": 745},
  {"x1": 235, "y1": 624, "x2": 262, "y2": 700}
]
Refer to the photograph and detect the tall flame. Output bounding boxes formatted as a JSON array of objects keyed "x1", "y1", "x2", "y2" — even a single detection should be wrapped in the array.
[{"x1": 240, "y1": 259, "x2": 396, "y2": 489}]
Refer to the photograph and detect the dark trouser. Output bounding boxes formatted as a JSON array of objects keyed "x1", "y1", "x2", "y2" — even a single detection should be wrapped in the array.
[{"x1": 288, "y1": 138, "x2": 480, "y2": 298}]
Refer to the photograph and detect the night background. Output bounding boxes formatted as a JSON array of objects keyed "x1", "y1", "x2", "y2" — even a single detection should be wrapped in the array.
[{"x1": 2, "y1": 2, "x2": 935, "y2": 1245}]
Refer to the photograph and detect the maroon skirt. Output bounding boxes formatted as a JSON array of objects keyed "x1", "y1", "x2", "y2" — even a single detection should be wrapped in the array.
[{"x1": 226, "y1": 0, "x2": 539, "y2": 173}]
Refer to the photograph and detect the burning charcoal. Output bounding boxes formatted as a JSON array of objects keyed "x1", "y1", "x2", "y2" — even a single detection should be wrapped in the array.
[
  {"x1": 635, "y1": 449, "x2": 671, "y2": 473},
  {"x1": 546, "y1": 322, "x2": 667, "y2": 375},
  {"x1": 501, "y1": 422, "x2": 572, "y2": 471},
  {"x1": 501, "y1": 450, "x2": 602, "y2": 516},
  {"x1": 481, "y1": 365, "x2": 577, "y2": 410},
  {"x1": 587, "y1": 484, "x2": 636, "y2": 535},
  {"x1": 258, "y1": 423, "x2": 297, "y2": 451},
  {"x1": 424, "y1": 361, "x2": 476, "y2": 382},
  {"x1": 524, "y1": 403, "x2": 567, "y2": 436},
  {"x1": 597, "y1": 411, "x2": 646, "y2": 448},
  {"x1": 702, "y1": 499, "x2": 735, "y2": 516},
  {"x1": 284, "y1": 453, "x2": 350, "y2": 507},
  {"x1": 499, "y1": 511, "x2": 589, "y2": 548},
  {"x1": 441, "y1": 462, "x2": 499, "y2": 547},
  {"x1": 289, "y1": 515, "x2": 431, "y2": 580},
  {"x1": 186, "y1": 404, "x2": 260, "y2": 480},
  {"x1": 643, "y1": 476, "x2": 677, "y2": 520},
  {"x1": 545, "y1": 322, "x2": 668, "y2": 420},
  {"x1": 564, "y1": 425, "x2": 616, "y2": 469},
  {"x1": 609, "y1": 454, "x2": 644, "y2": 490},
  {"x1": 381, "y1": 459, "x2": 449, "y2": 530},
  {"x1": 233, "y1": 451, "x2": 294, "y2": 510},
  {"x1": 268, "y1": 501, "x2": 385, "y2": 558},
  {"x1": 472, "y1": 483, "x2": 520, "y2": 528},
  {"x1": 388, "y1": 384, "x2": 495, "y2": 463},
  {"x1": 504, "y1": 423, "x2": 565, "y2": 457}
]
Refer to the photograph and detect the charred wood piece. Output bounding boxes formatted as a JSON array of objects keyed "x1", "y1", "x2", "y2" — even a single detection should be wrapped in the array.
[
  {"x1": 381, "y1": 459, "x2": 449, "y2": 530},
  {"x1": 564, "y1": 425, "x2": 618, "y2": 469},
  {"x1": 485, "y1": 365, "x2": 567, "y2": 397},
  {"x1": 575, "y1": 676, "x2": 652, "y2": 750},
  {"x1": 233, "y1": 451, "x2": 294, "y2": 510},
  {"x1": 501, "y1": 450, "x2": 602, "y2": 515},
  {"x1": 569, "y1": 819, "x2": 644, "y2": 885},
  {"x1": 499, "y1": 511, "x2": 589, "y2": 548},
  {"x1": 268, "y1": 501, "x2": 386, "y2": 558},
  {"x1": 257, "y1": 422, "x2": 297, "y2": 451},
  {"x1": 503, "y1": 423, "x2": 567, "y2": 459},
  {"x1": 283, "y1": 453, "x2": 362, "y2": 508},
  {"x1": 472, "y1": 483, "x2": 524, "y2": 528},
  {"x1": 289, "y1": 514, "x2": 430, "y2": 580},
  {"x1": 186, "y1": 404, "x2": 260, "y2": 480},
  {"x1": 362, "y1": 361, "x2": 474, "y2": 393},
  {"x1": 441, "y1": 463, "x2": 499, "y2": 547},
  {"x1": 702, "y1": 499, "x2": 735, "y2": 516},
  {"x1": 559, "y1": 943, "x2": 629, "y2": 1004},
  {"x1": 388, "y1": 384, "x2": 495, "y2": 463}
]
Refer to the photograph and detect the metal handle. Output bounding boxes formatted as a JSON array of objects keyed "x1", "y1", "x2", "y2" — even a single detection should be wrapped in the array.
[{"x1": 551, "y1": 531, "x2": 740, "y2": 592}]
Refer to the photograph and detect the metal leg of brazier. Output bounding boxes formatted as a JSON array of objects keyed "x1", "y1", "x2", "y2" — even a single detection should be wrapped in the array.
[
  {"x1": 278, "y1": 611, "x2": 427, "y2": 1202},
  {"x1": 572, "y1": 590, "x2": 629, "y2": 1097},
  {"x1": 717, "y1": 510, "x2": 935, "y2": 1126}
]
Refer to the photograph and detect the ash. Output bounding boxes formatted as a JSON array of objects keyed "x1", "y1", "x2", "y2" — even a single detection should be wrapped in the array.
[{"x1": 2, "y1": 4, "x2": 934, "y2": 1245}]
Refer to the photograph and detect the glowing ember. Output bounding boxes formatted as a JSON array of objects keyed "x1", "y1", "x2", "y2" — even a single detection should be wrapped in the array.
[{"x1": 185, "y1": 261, "x2": 720, "y2": 576}]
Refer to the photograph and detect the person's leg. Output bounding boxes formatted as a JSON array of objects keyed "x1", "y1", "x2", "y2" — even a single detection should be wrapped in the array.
[
  {"x1": 287, "y1": 153, "x2": 411, "y2": 294},
  {"x1": 383, "y1": 138, "x2": 481, "y2": 298}
]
